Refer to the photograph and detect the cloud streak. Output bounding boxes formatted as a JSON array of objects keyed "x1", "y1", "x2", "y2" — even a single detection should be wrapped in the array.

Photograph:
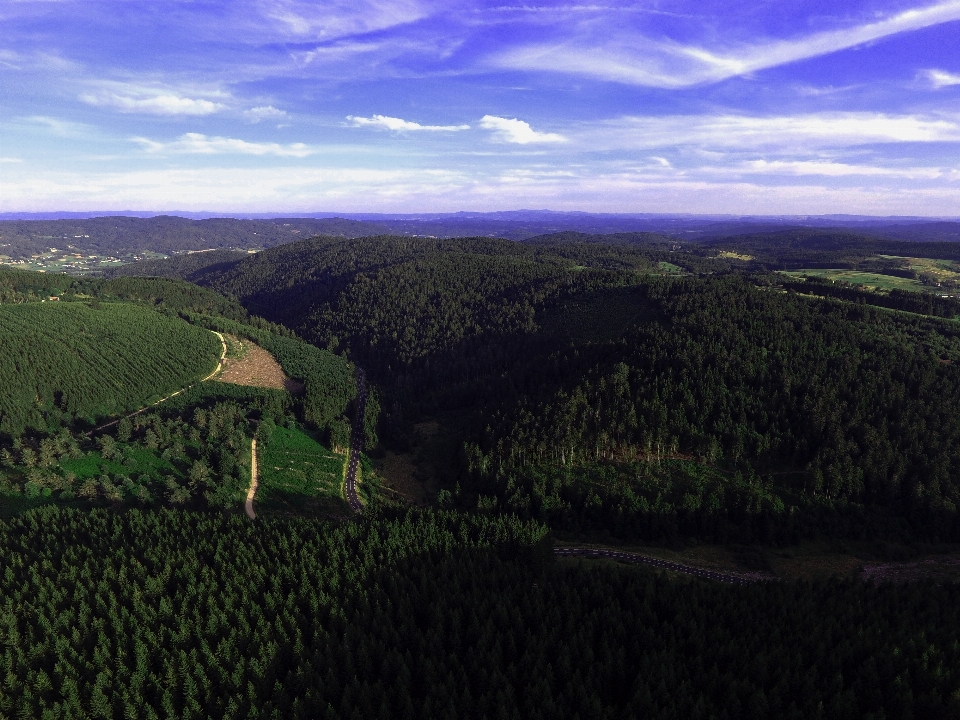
[
  {"x1": 133, "y1": 133, "x2": 313, "y2": 157},
  {"x1": 924, "y1": 68, "x2": 960, "y2": 88},
  {"x1": 494, "y1": 1, "x2": 960, "y2": 87},
  {"x1": 81, "y1": 92, "x2": 225, "y2": 116},
  {"x1": 591, "y1": 112, "x2": 960, "y2": 150},
  {"x1": 348, "y1": 114, "x2": 470, "y2": 131}
]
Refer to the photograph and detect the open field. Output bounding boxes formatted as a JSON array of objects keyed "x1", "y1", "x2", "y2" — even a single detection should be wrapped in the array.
[
  {"x1": 0, "y1": 302, "x2": 222, "y2": 436},
  {"x1": 781, "y1": 269, "x2": 926, "y2": 292},
  {"x1": 257, "y1": 425, "x2": 348, "y2": 513},
  {"x1": 0, "y1": 249, "x2": 169, "y2": 275},
  {"x1": 878, "y1": 255, "x2": 960, "y2": 284}
]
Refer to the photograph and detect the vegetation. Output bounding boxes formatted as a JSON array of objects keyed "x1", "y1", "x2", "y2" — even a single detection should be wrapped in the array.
[
  {"x1": 4, "y1": 227, "x2": 960, "y2": 715},
  {"x1": 0, "y1": 269, "x2": 369, "y2": 515},
  {"x1": 257, "y1": 424, "x2": 348, "y2": 513},
  {"x1": 1, "y1": 506, "x2": 958, "y2": 719},
  {"x1": 0, "y1": 302, "x2": 221, "y2": 437}
]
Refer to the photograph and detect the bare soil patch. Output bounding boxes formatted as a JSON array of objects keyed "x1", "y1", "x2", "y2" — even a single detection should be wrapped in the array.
[{"x1": 216, "y1": 336, "x2": 304, "y2": 392}]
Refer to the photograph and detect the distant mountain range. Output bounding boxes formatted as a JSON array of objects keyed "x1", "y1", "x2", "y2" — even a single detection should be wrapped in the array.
[{"x1": 1, "y1": 211, "x2": 959, "y2": 260}]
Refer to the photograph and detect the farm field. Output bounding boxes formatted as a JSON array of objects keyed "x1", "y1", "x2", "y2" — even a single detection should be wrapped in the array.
[
  {"x1": 257, "y1": 424, "x2": 348, "y2": 514},
  {"x1": 0, "y1": 302, "x2": 222, "y2": 436},
  {"x1": 878, "y1": 254, "x2": 960, "y2": 284},
  {"x1": 781, "y1": 268, "x2": 927, "y2": 292}
]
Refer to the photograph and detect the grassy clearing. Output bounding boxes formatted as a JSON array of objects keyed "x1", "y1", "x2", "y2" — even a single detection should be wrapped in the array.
[
  {"x1": 782, "y1": 269, "x2": 925, "y2": 292},
  {"x1": 59, "y1": 447, "x2": 176, "y2": 481},
  {"x1": 258, "y1": 425, "x2": 348, "y2": 514},
  {"x1": 878, "y1": 255, "x2": 960, "y2": 284},
  {"x1": 657, "y1": 261, "x2": 683, "y2": 273},
  {"x1": 717, "y1": 250, "x2": 754, "y2": 261}
]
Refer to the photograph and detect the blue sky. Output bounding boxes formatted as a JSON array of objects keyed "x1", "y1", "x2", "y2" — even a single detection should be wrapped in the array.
[{"x1": 1, "y1": 0, "x2": 960, "y2": 214}]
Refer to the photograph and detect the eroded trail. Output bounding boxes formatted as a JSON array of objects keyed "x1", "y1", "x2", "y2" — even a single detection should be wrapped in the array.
[{"x1": 246, "y1": 438, "x2": 259, "y2": 520}]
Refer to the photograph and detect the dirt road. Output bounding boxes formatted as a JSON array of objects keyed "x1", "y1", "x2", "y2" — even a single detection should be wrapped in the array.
[
  {"x1": 555, "y1": 547, "x2": 760, "y2": 585},
  {"x1": 246, "y1": 438, "x2": 259, "y2": 520}
]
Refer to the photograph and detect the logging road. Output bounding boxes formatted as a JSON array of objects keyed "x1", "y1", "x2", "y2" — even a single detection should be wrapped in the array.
[{"x1": 554, "y1": 547, "x2": 761, "y2": 585}]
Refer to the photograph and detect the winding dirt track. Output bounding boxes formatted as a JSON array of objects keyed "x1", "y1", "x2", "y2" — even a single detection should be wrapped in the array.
[
  {"x1": 245, "y1": 438, "x2": 258, "y2": 520},
  {"x1": 555, "y1": 547, "x2": 761, "y2": 585}
]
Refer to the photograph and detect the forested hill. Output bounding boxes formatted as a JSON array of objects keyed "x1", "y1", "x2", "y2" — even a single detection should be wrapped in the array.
[
  {"x1": 193, "y1": 234, "x2": 713, "y2": 359},
  {"x1": 0, "y1": 216, "x2": 388, "y2": 258},
  {"x1": 103, "y1": 249, "x2": 249, "y2": 282},
  {"x1": 163, "y1": 232, "x2": 960, "y2": 542}
]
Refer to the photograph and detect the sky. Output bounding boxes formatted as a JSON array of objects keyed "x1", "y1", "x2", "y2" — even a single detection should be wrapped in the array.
[{"x1": 1, "y1": 0, "x2": 960, "y2": 215}]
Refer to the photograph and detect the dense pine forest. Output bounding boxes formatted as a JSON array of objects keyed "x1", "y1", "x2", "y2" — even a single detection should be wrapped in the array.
[
  {"x1": 4, "y1": 228, "x2": 960, "y2": 716},
  {"x1": 1, "y1": 507, "x2": 958, "y2": 719},
  {"x1": 141, "y1": 233, "x2": 960, "y2": 543}
]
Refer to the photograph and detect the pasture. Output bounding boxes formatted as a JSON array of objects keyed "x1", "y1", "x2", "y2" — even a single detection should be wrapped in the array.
[{"x1": 781, "y1": 269, "x2": 925, "y2": 292}]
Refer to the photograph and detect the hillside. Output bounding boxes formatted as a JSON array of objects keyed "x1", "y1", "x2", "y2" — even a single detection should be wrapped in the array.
[
  {"x1": 167, "y1": 233, "x2": 960, "y2": 543},
  {"x1": 0, "y1": 268, "x2": 367, "y2": 513},
  {"x1": 103, "y1": 249, "x2": 250, "y2": 282},
  {"x1": 0, "y1": 302, "x2": 222, "y2": 436}
]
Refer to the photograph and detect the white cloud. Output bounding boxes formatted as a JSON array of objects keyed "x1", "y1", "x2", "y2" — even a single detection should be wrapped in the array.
[
  {"x1": 924, "y1": 68, "x2": 960, "y2": 88},
  {"x1": 0, "y1": 157, "x2": 23, "y2": 163},
  {"x1": 132, "y1": 133, "x2": 313, "y2": 157},
  {"x1": 728, "y1": 160, "x2": 947, "y2": 180},
  {"x1": 494, "y1": 1, "x2": 960, "y2": 87},
  {"x1": 81, "y1": 91, "x2": 226, "y2": 116},
  {"x1": 347, "y1": 114, "x2": 470, "y2": 131},
  {"x1": 245, "y1": 105, "x2": 288, "y2": 122},
  {"x1": 479, "y1": 115, "x2": 565, "y2": 144},
  {"x1": 591, "y1": 112, "x2": 960, "y2": 150},
  {"x1": 4, "y1": 162, "x2": 960, "y2": 216}
]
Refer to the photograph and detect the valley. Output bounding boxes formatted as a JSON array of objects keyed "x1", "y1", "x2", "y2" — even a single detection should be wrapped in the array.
[{"x1": 2, "y1": 224, "x2": 960, "y2": 717}]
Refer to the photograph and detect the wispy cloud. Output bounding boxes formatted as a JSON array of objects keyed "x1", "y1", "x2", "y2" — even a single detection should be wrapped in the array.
[
  {"x1": 244, "y1": 105, "x2": 287, "y2": 122},
  {"x1": 132, "y1": 133, "x2": 313, "y2": 157},
  {"x1": 81, "y1": 91, "x2": 225, "y2": 116},
  {"x1": 21, "y1": 115, "x2": 89, "y2": 137},
  {"x1": 727, "y1": 159, "x2": 948, "y2": 180},
  {"x1": 479, "y1": 115, "x2": 565, "y2": 144},
  {"x1": 261, "y1": 0, "x2": 429, "y2": 40},
  {"x1": 348, "y1": 114, "x2": 470, "y2": 131},
  {"x1": 923, "y1": 68, "x2": 960, "y2": 88},
  {"x1": 0, "y1": 157, "x2": 23, "y2": 163},
  {"x1": 494, "y1": 1, "x2": 960, "y2": 87},
  {"x1": 592, "y1": 112, "x2": 960, "y2": 150}
]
